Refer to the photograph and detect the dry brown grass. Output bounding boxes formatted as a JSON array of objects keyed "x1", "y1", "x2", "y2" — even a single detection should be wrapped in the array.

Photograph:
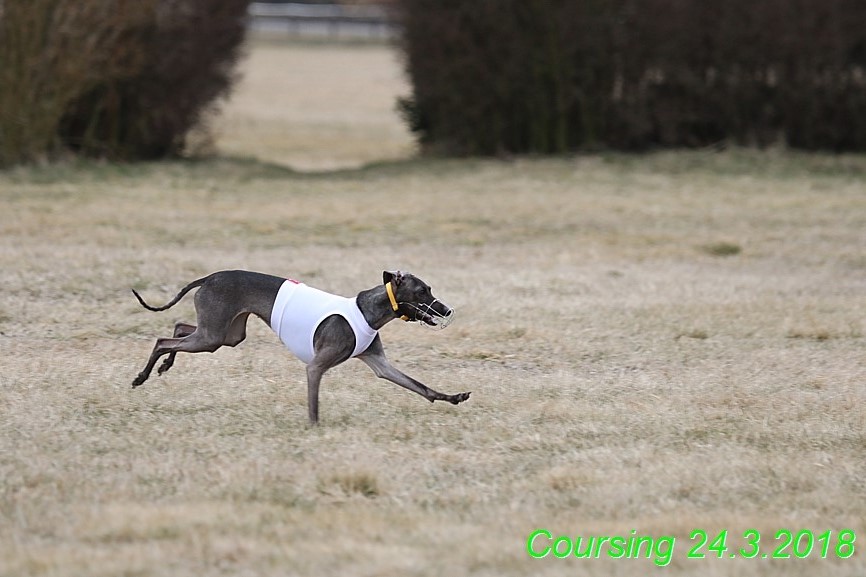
[
  {"x1": 214, "y1": 38, "x2": 415, "y2": 171},
  {"x1": 1, "y1": 41, "x2": 865, "y2": 577}
]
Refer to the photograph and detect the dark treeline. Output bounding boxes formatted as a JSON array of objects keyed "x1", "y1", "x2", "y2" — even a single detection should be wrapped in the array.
[{"x1": 396, "y1": 0, "x2": 866, "y2": 154}]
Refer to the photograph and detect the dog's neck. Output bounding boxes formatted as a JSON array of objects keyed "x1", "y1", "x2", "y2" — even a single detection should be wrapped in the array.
[{"x1": 355, "y1": 285, "x2": 400, "y2": 330}]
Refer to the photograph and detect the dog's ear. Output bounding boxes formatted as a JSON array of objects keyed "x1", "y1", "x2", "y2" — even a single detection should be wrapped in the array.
[{"x1": 383, "y1": 270, "x2": 403, "y2": 286}]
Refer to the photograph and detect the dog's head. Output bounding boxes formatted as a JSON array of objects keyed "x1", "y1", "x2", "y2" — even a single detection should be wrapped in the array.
[{"x1": 383, "y1": 270, "x2": 454, "y2": 329}]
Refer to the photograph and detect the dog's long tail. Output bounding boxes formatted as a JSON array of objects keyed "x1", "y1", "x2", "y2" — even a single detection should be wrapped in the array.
[{"x1": 131, "y1": 276, "x2": 210, "y2": 312}]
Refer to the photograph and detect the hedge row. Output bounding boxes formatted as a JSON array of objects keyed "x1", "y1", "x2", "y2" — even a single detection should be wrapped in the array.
[
  {"x1": 0, "y1": 0, "x2": 249, "y2": 166},
  {"x1": 396, "y1": 0, "x2": 866, "y2": 154}
]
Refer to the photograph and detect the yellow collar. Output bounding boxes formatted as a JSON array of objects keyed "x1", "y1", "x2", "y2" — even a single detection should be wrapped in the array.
[{"x1": 386, "y1": 281, "x2": 409, "y2": 321}]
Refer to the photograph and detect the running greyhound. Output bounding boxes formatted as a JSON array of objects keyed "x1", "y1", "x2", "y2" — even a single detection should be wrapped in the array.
[{"x1": 130, "y1": 270, "x2": 470, "y2": 424}]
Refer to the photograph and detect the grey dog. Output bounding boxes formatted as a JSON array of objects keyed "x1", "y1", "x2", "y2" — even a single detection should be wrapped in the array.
[{"x1": 131, "y1": 270, "x2": 470, "y2": 424}]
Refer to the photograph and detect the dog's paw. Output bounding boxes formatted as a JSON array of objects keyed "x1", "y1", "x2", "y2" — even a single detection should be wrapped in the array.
[{"x1": 449, "y1": 391, "x2": 471, "y2": 405}]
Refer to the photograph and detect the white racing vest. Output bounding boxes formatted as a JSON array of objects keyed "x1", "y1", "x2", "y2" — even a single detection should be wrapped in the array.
[{"x1": 269, "y1": 280, "x2": 377, "y2": 365}]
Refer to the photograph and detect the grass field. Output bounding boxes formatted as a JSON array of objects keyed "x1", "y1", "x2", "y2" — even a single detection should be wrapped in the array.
[{"x1": 2, "y1": 41, "x2": 865, "y2": 577}]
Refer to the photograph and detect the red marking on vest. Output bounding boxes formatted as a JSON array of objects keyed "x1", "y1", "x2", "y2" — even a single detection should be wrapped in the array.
[{"x1": 288, "y1": 278, "x2": 300, "y2": 284}]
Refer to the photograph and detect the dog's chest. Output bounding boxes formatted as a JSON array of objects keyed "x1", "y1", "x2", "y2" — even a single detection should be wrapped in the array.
[{"x1": 269, "y1": 280, "x2": 377, "y2": 364}]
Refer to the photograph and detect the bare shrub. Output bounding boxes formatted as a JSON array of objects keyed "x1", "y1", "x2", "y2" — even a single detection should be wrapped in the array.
[
  {"x1": 0, "y1": 0, "x2": 138, "y2": 164},
  {"x1": 0, "y1": 0, "x2": 249, "y2": 166}
]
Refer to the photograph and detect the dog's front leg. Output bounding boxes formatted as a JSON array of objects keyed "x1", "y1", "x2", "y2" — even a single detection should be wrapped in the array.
[
  {"x1": 305, "y1": 363, "x2": 325, "y2": 425},
  {"x1": 306, "y1": 353, "x2": 349, "y2": 425},
  {"x1": 357, "y1": 336, "x2": 471, "y2": 405},
  {"x1": 306, "y1": 316, "x2": 357, "y2": 425}
]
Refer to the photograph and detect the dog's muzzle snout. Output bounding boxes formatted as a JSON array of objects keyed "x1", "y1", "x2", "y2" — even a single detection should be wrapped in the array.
[{"x1": 408, "y1": 300, "x2": 454, "y2": 330}]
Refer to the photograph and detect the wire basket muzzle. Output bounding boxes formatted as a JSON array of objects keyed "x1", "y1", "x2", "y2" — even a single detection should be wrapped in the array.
[{"x1": 405, "y1": 299, "x2": 454, "y2": 330}]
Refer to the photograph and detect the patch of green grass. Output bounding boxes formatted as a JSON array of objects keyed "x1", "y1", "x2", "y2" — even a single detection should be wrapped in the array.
[{"x1": 701, "y1": 241, "x2": 742, "y2": 257}]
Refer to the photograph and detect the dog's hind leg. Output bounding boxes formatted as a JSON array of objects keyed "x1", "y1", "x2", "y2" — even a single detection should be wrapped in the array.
[
  {"x1": 132, "y1": 329, "x2": 224, "y2": 388},
  {"x1": 356, "y1": 336, "x2": 471, "y2": 405},
  {"x1": 157, "y1": 322, "x2": 197, "y2": 376},
  {"x1": 223, "y1": 313, "x2": 251, "y2": 347},
  {"x1": 149, "y1": 312, "x2": 251, "y2": 381}
]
